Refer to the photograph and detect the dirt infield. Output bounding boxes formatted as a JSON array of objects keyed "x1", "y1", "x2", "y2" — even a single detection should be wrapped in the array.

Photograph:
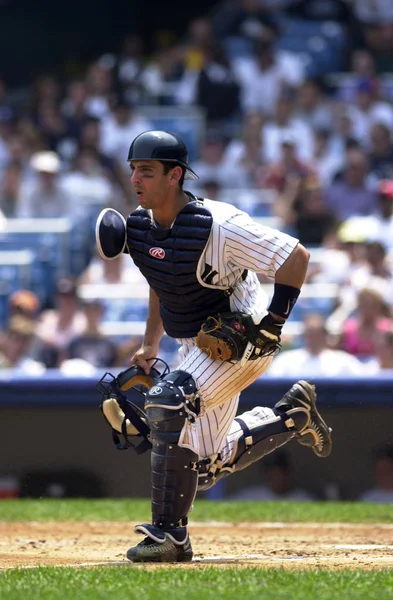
[{"x1": 1, "y1": 521, "x2": 393, "y2": 570}]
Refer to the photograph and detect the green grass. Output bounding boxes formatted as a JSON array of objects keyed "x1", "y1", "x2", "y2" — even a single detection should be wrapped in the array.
[
  {"x1": 1, "y1": 498, "x2": 393, "y2": 523},
  {"x1": 1, "y1": 567, "x2": 393, "y2": 600},
  {"x1": 2, "y1": 500, "x2": 393, "y2": 599}
]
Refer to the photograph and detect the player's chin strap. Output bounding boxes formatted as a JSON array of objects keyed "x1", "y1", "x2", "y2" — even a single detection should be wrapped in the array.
[{"x1": 96, "y1": 359, "x2": 169, "y2": 453}]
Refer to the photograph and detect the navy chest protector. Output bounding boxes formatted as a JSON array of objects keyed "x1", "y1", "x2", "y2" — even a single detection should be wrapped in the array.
[{"x1": 126, "y1": 200, "x2": 233, "y2": 338}]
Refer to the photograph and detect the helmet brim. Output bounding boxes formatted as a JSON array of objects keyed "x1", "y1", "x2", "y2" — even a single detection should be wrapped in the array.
[{"x1": 184, "y1": 166, "x2": 199, "y2": 180}]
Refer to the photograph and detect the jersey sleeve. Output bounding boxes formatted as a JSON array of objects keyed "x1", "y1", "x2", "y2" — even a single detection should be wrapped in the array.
[{"x1": 222, "y1": 212, "x2": 299, "y2": 278}]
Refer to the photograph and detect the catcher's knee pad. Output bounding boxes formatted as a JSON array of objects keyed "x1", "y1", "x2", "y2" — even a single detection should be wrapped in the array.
[
  {"x1": 145, "y1": 370, "x2": 199, "y2": 444},
  {"x1": 197, "y1": 406, "x2": 309, "y2": 491},
  {"x1": 145, "y1": 370, "x2": 200, "y2": 529}
]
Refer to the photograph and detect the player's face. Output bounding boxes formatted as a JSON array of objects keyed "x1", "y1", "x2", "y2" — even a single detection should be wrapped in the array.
[{"x1": 129, "y1": 161, "x2": 172, "y2": 209}]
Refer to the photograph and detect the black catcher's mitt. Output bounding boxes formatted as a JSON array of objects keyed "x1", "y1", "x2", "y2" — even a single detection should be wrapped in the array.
[{"x1": 196, "y1": 312, "x2": 283, "y2": 363}]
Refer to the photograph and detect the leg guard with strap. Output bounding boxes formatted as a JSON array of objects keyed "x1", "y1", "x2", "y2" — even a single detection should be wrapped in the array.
[
  {"x1": 143, "y1": 370, "x2": 200, "y2": 539},
  {"x1": 198, "y1": 405, "x2": 310, "y2": 491}
]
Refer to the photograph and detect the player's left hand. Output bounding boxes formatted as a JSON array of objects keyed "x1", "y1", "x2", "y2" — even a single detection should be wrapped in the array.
[{"x1": 196, "y1": 311, "x2": 283, "y2": 364}]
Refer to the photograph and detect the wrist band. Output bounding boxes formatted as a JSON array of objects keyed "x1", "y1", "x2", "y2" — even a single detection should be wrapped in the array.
[{"x1": 268, "y1": 283, "x2": 301, "y2": 320}]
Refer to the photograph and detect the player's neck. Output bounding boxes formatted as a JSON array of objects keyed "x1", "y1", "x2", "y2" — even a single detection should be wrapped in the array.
[{"x1": 151, "y1": 190, "x2": 189, "y2": 229}]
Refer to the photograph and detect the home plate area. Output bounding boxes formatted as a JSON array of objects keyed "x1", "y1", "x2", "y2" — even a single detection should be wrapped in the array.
[{"x1": 1, "y1": 521, "x2": 393, "y2": 570}]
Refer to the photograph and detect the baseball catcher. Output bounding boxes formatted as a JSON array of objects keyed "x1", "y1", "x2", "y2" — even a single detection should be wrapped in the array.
[{"x1": 95, "y1": 130, "x2": 332, "y2": 563}]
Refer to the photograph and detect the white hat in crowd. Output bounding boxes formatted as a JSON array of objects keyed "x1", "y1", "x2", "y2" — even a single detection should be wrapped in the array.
[{"x1": 30, "y1": 151, "x2": 61, "y2": 174}]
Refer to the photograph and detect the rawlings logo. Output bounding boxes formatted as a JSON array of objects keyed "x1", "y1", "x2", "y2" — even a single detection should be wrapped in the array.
[
  {"x1": 149, "y1": 386, "x2": 163, "y2": 395},
  {"x1": 149, "y1": 247, "x2": 165, "y2": 259}
]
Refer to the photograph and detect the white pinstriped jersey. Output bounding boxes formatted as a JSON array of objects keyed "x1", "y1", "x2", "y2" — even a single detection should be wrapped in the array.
[
  {"x1": 174, "y1": 198, "x2": 300, "y2": 461},
  {"x1": 196, "y1": 199, "x2": 298, "y2": 318}
]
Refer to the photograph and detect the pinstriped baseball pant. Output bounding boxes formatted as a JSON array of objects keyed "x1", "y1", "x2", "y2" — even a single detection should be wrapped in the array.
[{"x1": 176, "y1": 338, "x2": 274, "y2": 459}]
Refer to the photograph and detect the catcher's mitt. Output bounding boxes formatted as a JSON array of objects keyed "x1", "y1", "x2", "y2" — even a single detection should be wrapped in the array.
[{"x1": 196, "y1": 311, "x2": 283, "y2": 364}]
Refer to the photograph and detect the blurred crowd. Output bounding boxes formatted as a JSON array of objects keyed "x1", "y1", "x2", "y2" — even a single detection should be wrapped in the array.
[{"x1": 1, "y1": 0, "x2": 393, "y2": 376}]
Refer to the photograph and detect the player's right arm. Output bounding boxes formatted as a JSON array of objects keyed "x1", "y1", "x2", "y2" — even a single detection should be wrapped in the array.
[{"x1": 129, "y1": 287, "x2": 165, "y2": 373}]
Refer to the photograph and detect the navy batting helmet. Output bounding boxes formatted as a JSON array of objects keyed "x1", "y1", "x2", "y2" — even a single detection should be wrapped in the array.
[{"x1": 127, "y1": 130, "x2": 199, "y2": 180}]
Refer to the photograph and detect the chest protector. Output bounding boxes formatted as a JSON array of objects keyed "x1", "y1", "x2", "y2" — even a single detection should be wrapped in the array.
[{"x1": 126, "y1": 200, "x2": 231, "y2": 338}]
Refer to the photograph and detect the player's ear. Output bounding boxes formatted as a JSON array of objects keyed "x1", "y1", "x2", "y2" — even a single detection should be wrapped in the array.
[{"x1": 169, "y1": 165, "x2": 182, "y2": 186}]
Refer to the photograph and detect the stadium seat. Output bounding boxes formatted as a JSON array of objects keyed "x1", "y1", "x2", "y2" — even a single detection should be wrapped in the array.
[{"x1": 0, "y1": 219, "x2": 73, "y2": 306}]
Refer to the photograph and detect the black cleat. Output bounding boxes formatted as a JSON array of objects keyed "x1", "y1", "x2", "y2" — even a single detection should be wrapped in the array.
[
  {"x1": 275, "y1": 380, "x2": 332, "y2": 458},
  {"x1": 127, "y1": 524, "x2": 193, "y2": 563}
]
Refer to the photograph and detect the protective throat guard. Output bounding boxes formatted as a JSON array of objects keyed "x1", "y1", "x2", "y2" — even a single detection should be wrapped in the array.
[
  {"x1": 96, "y1": 359, "x2": 169, "y2": 453},
  {"x1": 96, "y1": 208, "x2": 127, "y2": 260}
]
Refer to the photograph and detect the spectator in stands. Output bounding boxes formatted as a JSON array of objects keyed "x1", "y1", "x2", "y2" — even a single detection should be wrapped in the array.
[
  {"x1": 335, "y1": 50, "x2": 377, "y2": 103},
  {"x1": 84, "y1": 62, "x2": 114, "y2": 120},
  {"x1": 8, "y1": 289, "x2": 41, "y2": 320},
  {"x1": 275, "y1": 174, "x2": 338, "y2": 245},
  {"x1": 368, "y1": 122, "x2": 393, "y2": 180},
  {"x1": 16, "y1": 151, "x2": 72, "y2": 218},
  {"x1": 111, "y1": 34, "x2": 146, "y2": 106},
  {"x1": 34, "y1": 277, "x2": 87, "y2": 366},
  {"x1": 339, "y1": 287, "x2": 392, "y2": 359},
  {"x1": 29, "y1": 75, "x2": 62, "y2": 121},
  {"x1": 187, "y1": 129, "x2": 245, "y2": 189},
  {"x1": 232, "y1": 39, "x2": 305, "y2": 119},
  {"x1": 365, "y1": 180, "x2": 393, "y2": 251},
  {"x1": 261, "y1": 91, "x2": 313, "y2": 163},
  {"x1": 311, "y1": 127, "x2": 344, "y2": 186},
  {"x1": 194, "y1": 44, "x2": 241, "y2": 131},
  {"x1": 229, "y1": 450, "x2": 314, "y2": 501},
  {"x1": 202, "y1": 179, "x2": 221, "y2": 201},
  {"x1": 34, "y1": 99, "x2": 68, "y2": 155},
  {"x1": 329, "y1": 237, "x2": 393, "y2": 330},
  {"x1": 64, "y1": 298, "x2": 118, "y2": 369},
  {"x1": 61, "y1": 147, "x2": 123, "y2": 220},
  {"x1": 182, "y1": 18, "x2": 213, "y2": 73},
  {"x1": 351, "y1": 241, "x2": 393, "y2": 293},
  {"x1": 325, "y1": 147, "x2": 377, "y2": 220},
  {"x1": 77, "y1": 116, "x2": 126, "y2": 193},
  {"x1": 221, "y1": 111, "x2": 265, "y2": 187},
  {"x1": 365, "y1": 327, "x2": 393, "y2": 373},
  {"x1": 0, "y1": 315, "x2": 46, "y2": 375},
  {"x1": 267, "y1": 313, "x2": 364, "y2": 377},
  {"x1": 353, "y1": 1, "x2": 393, "y2": 70},
  {"x1": 0, "y1": 163, "x2": 21, "y2": 218},
  {"x1": 296, "y1": 78, "x2": 333, "y2": 132},
  {"x1": 0, "y1": 289, "x2": 40, "y2": 347},
  {"x1": 99, "y1": 97, "x2": 152, "y2": 171},
  {"x1": 263, "y1": 131, "x2": 315, "y2": 194},
  {"x1": 3, "y1": 133, "x2": 35, "y2": 183},
  {"x1": 61, "y1": 79, "x2": 90, "y2": 141},
  {"x1": 305, "y1": 223, "x2": 352, "y2": 286},
  {"x1": 350, "y1": 77, "x2": 393, "y2": 144},
  {"x1": 176, "y1": 43, "x2": 241, "y2": 133},
  {"x1": 359, "y1": 445, "x2": 393, "y2": 503},
  {"x1": 142, "y1": 46, "x2": 184, "y2": 106},
  {"x1": 174, "y1": 18, "x2": 214, "y2": 106}
]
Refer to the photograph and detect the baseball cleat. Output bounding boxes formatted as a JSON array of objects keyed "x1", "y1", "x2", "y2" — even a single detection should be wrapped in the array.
[
  {"x1": 127, "y1": 535, "x2": 193, "y2": 563},
  {"x1": 275, "y1": 380, "x2": 332, "y2": 458},
  {"x1": 127, "y1": 524, "x2": 193, "y2": 563}
]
